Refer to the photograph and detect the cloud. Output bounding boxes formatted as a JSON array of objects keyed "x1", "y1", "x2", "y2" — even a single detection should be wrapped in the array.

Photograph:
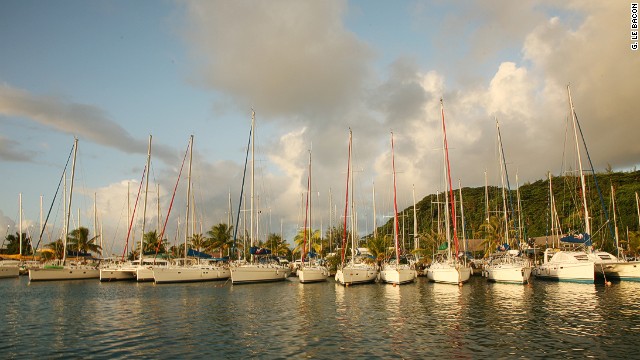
[
  {"x1": 0, "y1": 83, "x2": 179, "y2": 164},
  {"x1": 522, "y1": 3, "x2": 640, "y2": 170},
  {"x1": 0, "y1": 135, "x2": 36, "y2": 162},
  {"x1": 182, "y1": 0, "x2": 374, "y2": 119}
]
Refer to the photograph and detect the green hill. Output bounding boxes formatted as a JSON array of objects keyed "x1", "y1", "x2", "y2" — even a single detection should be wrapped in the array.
[{"x1": 372, "y1": 169, "x2": 640, "y2": 257}]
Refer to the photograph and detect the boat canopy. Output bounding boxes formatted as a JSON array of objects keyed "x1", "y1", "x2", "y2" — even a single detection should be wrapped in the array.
[
  {"x1": 560, "y1": 233, "x2": 592, "y2": 246},
  {"x1": 187, "y1": 249, "x2": 213, "y2": 259},
  {"x1": 249, "y1": 246, "x2": 272, "y2": 255}
]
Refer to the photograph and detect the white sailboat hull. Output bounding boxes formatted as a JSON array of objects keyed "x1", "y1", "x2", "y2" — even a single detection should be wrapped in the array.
[
  {"x1": 136, "y1": 267, "x2": 156, "y2": 282},
  {"x1": 298, "y1": 266, "x2": 329, "y2": 283},
  {"x1": 335, "y1": 264, "x2": 378, "y2": 285},
  {"x1": 533, "y1": 250, "x2": 595, "y2": 283},
  {"x1": 0, "y1": 265, "x2": 20, "y2": 279},
  {"x1": 379, "y1": 265, "x2": 417, "y2": 285},
  {"x1": 534, "y1": 261, "x2": 594, "y2": 283},
  {"x1": 100, "y1": 268, "x2": 136, "y2": 281},
  {"x1": 230, "y1": 264, "x2": 290, "y2": 284},
  {"x1": 154, "y1": 266, "x2": 230, "y2": 284},
  {"x1": 29, "y1": 266, "x2": 99, "y2": 281},
  {"x1": 426, "y1": 262, "x2": 471, "y2": 284},
  {"x1": 599, "y1": 261, "x2": 640, "y2": 282},
  {"x1": 485, "y1": 263, "x2": 532, "y2": 284}
]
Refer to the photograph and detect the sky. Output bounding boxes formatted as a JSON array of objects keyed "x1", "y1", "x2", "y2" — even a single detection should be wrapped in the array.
[{"x1": 1, "y1": 0, "x2": 638, "y2": 256}]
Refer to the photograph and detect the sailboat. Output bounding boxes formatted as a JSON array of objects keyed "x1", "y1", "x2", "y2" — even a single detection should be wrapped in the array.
[
  {"x1": 483, "y1": 119, "x2": 532, "y2": 284},
  {"x1": 426, "y1": 99, "x2": 472, "y2": 285},
  {"x1": 534, "y1": 86, "x2": 595, "y2": 283},
  {"x1": 153, "y1": 135, "x2": 230, "y2": 284},
  {"x1": 100, "y1": 135, "x2": 169, "y2": 281},
  {"x1": 29, "y1": 138, "x2": 101, "y2": 281},
  {"x1": 1, "y1": 194, "x2": 24, "y2": 279},
  {"x1": 297, "y1": 150, "x2": 330, "y2": 284},
  {"x1": 334, "y1": 129, "x2": 378, "y2": 286},
  {"x1": 230, "y1": 110, "x2": 291, "y2": 284},
  {"x1": 589, "y1": 186, "x2": 640, "y2": 282},
  {"x1": 379, "y1": 132, "x2": 418, "y2": 285}
]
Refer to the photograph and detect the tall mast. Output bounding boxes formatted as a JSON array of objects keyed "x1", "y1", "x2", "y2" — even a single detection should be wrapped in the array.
[
  {"x1": 94, "y1": 192, "x2": 98, "y2": 257},
  {"x1": 39, "y1": 194, "x2": 43, "y2": 253},
  {"x1": 140, "y1": 135, "x2": 152, "y2": 262},
  {"x1": 63, "y1": 171, "x2": 67, "y2": 262},
  {"x1": 309, "y1": 149, "x2": 312, "y2": 259},
  {"x1": 611, "y1": 185, "x2": 619, "y2": 258},
  {"x1": 185, "y1": 135, "x2": 194, "y2": 258},
  {"x1": 484, "y1": 170, "x2": 489, "y2": 224},
  {"x1": 340, "y1": 129, "x2": 352, "y2": 266},
  {"x1": 516, "y1": 172, "x2": 524, "y2": 245},
  {"x1": 350, "y1": 131, "x2": 356, "y2": 260},
  {"x1": 391, "y1": 132, "x2": 400, "y2": 265},
  {"x1": 63, "y1": 138, "x2": 78, "y2": 264},
  {"x1": 568, "y1": 85, "x2": 590, "y2": 236},
  {"x1": 459, "y1": 180, "x2": 467, "y2": 254},
  {"x1": 441, "y1": 99, "x2": 458, "y2": 257},
  {"x1": 412, "y1": 184, "x2": 418, "y2": 252},
  {"x1": 497, "y1": 120, "x2": 510, "y2": 247},
  {"x1": 19, "y1": 193, "x2": 22, "y2": 258},
  {"x1": 636, "y1": 192, "x2": 640, "y2": 233},
  {"x1": 328, "y1": 188, "x2": 332, "y2": 252},
  {"x1": 250, "y1": 110, "x2": 255, "y2": 250},
  {"x1": 372, "y1": 182, "x2": 377, "y2": 240}
]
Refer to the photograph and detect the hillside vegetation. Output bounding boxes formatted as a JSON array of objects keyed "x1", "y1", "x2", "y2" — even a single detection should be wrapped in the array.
[{"x1": 374, "y1": 170, "x2": 640, "y2": 256}]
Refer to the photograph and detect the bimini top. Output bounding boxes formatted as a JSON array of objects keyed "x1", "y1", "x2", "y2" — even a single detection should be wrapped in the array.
[{"x1": 560, "y1": 233, "x2": 592, "y2": 247}]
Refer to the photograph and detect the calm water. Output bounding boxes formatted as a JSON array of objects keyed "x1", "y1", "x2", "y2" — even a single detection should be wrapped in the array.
[{"x1": 1, "y1": 275, "x2": 639, "y2": 359}]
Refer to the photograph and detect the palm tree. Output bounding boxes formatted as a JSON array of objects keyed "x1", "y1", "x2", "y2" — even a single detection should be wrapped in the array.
[
  {"x1": 67, "y1": 227, "x2": 101, "y2": 256},
  {"x1": 264, "y1": 233, "x2": 291, "y2": 259},
  {"x1": 293, "y1": 228, "x2": 321, "y2": 259},
  {"x1": 190, "y1": 233, "x2": 207, "y2": 252},
  {"x1": 479, "y1": 216, "x2": 507, "y2": 258},
  {"x1": 141, "y1": 230, "x2": 167, "y2": 254},
  {"x1": 206, "y1": 223, "x2": 233, "y2": 257},
  {"x1": 366, "y1": 234, "x2": 389, "y2": 264},
  {"x1": 2, "y1": 232, "x2": 32, "y2": 255},
  {"x1": 44, "y1": 239, "x2": 64, "y2": 260}
]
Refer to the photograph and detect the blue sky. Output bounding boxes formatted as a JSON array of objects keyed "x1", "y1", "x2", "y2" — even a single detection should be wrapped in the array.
[{"x1": 1, "y1": 1, "x2": 638, "y2": 255}]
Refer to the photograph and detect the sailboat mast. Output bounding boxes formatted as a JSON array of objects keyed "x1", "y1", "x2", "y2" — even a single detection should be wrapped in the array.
[
  {"x1": 516, "y1": 172, "x2": 524, "y2": 244},
  {"x1": 497, "y1": 120, "x2": 510, "y2": 247},
  {"x1": 413, "y1": 184, "x2": 418, "y2": 252},
  {"x1": 568, "y1": 85, "x2": 591, "y2": 236},
  {"x1": 340, "y1": 130, "x2": 352, "y2": 266},
  {"x1": 611, "y1": 185, "x2": 620, "y2": 258},
  {"x1": 391, "y1": 132, "x2": 400, "y2": 265},
  {"x1": 185, "y1": 135, "x2": 194, "y2": 258},
  {"x1": 350, "y1": 131, "x2": 356, "y2": 261},
  {"x1": 636, "y1": 192, "x2": 640, "y2": 233},
  {"x1": 63, "y1": 171, "x2": 67, "y2": 262},
  {"x1": 309, "y1": 149, "x2": 313, "y2": 260},
  {"x1": 372, "y1": 182, "x2": 377, "y2": 240},
  {"x1": 63, "y1": 138, "x2": 78, "y2": 264},
  {"x1": 459, "y1": 180, "x2": 467, "y2": 254},
  {"x1": 250, "y1": 110, "x2": 255, "y2": 250},
  {"x1": 140, "y1": 135, "x2": 152, "y2": 262},
  {"x1": 441, "y1": 99, "x2": 458, "y2": 257},
  {"x1": 19, "y1": 193, "x2": 22, "y2": 258}
]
